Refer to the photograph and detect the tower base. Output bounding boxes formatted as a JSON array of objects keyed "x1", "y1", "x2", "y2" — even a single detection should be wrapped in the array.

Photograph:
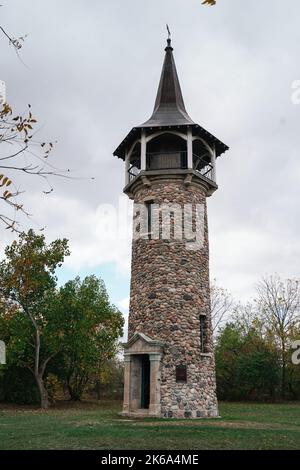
[{"x1": 122, "y1": 332, "x2": 219, "y2": 419}]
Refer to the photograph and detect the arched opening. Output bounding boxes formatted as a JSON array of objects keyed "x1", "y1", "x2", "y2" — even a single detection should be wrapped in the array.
[
  {"x1": 192, "y1": 139, "x2": 213, "y2": 180},
  {"x1": 146, "y1": 133, "x2": 187, "y2": 170},
  {"x1": 128, "y1": 142, "x2": 141, "y2": 182}
]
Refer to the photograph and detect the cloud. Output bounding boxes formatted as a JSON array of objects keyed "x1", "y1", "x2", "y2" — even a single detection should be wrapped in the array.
[
  {"x1": 118, "y1": 297, "x2": 130, "y2": 312},
  {"x1": 118, "y1": 297, "x2": 129, "y2": 342},
  {"x1": 14, "y1": 192, "x2": 134, "y2": 275},
  {"x1": 1, "y1": 0, "x2": 300, "y2": 305}
]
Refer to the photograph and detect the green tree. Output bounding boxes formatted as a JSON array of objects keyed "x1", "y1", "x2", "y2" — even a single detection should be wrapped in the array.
[
  {"x1": 215, "y1": 323, "x2": 280, "y2": 401},
  {"x1": 50, "y1": 276, "x2": 124, "y2": 401},
  {"x1": 0, "y1": 230, "x2": 70, "y2": 408},
  {"x1": 237, "y1": 330, "x2": 280, "y2": 401},
  {"x1": 92, "y1": 359, "x2": 124, "y2": 400},
  {"x1": 215, "y1": 323, "x2": 243, "y2": 400}
]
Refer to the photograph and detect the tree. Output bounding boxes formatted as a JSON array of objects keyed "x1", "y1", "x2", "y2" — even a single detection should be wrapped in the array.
[
  {"x1": 215, "y1": 323, "x2": 243, "y2": 400},
  {"x1": 0, "y1": 25, "x2": 27, "y2": 52},
  {"x1": 0, "y1": 102, "x2": 72, "y2": 231},
  {"x1": 50, "y1": 276, "x2": 124, "y2": 401},
  {"x1": 211, "y1": 281, "x2": 234, "y2": 333},
  {"x1": 0, "y1": 230, "x2": 70, "y2": 408},
  {"x1": 237, "y1": 330, "x2": 280, "y2": 401},
  {"x1": 256, "y1": 275, "x2": 300, "y2": 398},
  {"x1": 1, "y1": 1, "x2": 28, "y2": 54},
  {"x1": 92, "y1": 359, "x2": 124, "y2": 400},
  {"x1": 215, "y1": 323, "x2": 280, "y2": 401}
]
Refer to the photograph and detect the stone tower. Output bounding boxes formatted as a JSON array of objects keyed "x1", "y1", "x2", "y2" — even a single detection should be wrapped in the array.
[{"x1": 114, "y1": 37, "x2": 229, "y2": 418}]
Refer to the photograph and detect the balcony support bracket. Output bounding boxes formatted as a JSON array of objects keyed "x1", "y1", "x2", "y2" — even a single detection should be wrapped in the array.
[
  {"x1": 184, "y1": 174, "x2": 193, "y2": 187},
  {"x1": 142, "y1": 176, "x2": 151, "y2": 188}
]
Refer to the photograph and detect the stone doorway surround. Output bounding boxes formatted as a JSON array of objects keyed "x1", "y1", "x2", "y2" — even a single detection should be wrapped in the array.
[{"x1": 121, "y1": 332, "x2": 165, "y2": 418}]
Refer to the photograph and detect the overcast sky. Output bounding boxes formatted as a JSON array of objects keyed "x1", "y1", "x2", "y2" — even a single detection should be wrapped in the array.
[{"x1": 1, "y1": 0, "x2": 300, "y2": 320}]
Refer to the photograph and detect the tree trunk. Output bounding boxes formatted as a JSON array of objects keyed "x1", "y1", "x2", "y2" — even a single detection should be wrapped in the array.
[
  {"x1": 27, "y1": 313, "x2": 50, "y2": 408},
  {"x1": 281, "y1": 340, "x2": 286, "y2": 400},
  {"x1": 66, "y1": 372, "x2": 88, "y2": 401},
  {"x1": 25, "y1": 309, "x2": 55, "y2": 409},
  {"x1": 96, "y1": 379, "x2": 101, "y2": 400},
  {"x1": 281, "y1": 358, "x2": 286, "y2": 400},
  {"x1": 35, "y1": 374, "x2": 49, "y2": 409},
  {"x1": 67, "y1": 382, "x2": 81, "y2": 401}
]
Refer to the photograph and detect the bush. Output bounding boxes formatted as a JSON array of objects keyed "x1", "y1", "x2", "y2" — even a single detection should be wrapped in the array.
[
  {"x1": 215, "y1": 324, "x2": 280, "y2": 401},
  {"x1": 0, "y1": 366, "x2": 39, "y2": 405}
]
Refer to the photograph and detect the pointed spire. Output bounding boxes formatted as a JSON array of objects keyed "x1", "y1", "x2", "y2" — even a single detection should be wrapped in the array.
[
  {"x1": 139, "y1": 33, "x2": 194, "y2": 128},
  {"x1": 114, "y1": 34, "x2": 229, "y2": 160}
]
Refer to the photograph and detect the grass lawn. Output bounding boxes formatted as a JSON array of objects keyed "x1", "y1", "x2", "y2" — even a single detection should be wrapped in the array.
[{"x1": 0, "y1": 400, "x2": 300, "y2": 450}]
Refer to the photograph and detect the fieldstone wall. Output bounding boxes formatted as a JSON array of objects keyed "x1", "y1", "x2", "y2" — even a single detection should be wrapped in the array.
[{"x1": 127, "y1": 175, "x2": 218, "y2": 418}]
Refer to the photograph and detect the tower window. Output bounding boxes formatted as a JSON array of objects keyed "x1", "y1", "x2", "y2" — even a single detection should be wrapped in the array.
[
  {"x1": 176, "y1": 365, "x2": 187, "y2": 383},
  {"x1": 145, "y1": 200, "x2": 153, "y2": 239},
  {"x1": 200, "y1": 315, "x2": 207, "y2": 353}
]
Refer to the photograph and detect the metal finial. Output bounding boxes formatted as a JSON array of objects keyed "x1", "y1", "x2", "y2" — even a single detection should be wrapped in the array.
[
  {"x1": 165, "y1": 24, "x2": 173, "y2": 50},
  {"x1": 166, "y1": 24, "x2": 171, "y2": 40}
]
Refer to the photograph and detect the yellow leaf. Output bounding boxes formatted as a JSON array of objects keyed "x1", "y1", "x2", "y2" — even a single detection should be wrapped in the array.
[{"x1": 1, "y1": 177, "x2": 8, "y2": 187}]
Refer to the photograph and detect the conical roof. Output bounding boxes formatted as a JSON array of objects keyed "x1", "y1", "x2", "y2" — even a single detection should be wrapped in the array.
[{"x1": 138, "y1": 38, "x2": 194, "y2": 128}]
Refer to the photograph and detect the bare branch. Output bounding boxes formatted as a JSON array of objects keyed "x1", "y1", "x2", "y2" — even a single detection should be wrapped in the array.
[
  {"x1": 0, "y1": 102, "x2": 75, "y2": 231},
  {"x1": 211, "y1": 281, "x2": 234, "y2": 333}
]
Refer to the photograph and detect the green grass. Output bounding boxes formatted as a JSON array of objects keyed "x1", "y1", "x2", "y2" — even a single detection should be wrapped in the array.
[{"x1": 1, "y1": 401, "x2": 300, "y2": 450}]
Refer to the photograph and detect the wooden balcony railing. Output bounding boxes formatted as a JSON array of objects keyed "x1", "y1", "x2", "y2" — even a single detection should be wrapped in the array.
[{"x1": 127, "y1": 152, "x2": 214, "y2": 182}]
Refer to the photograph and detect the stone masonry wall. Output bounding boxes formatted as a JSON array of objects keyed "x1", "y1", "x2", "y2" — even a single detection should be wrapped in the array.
[{"x1": 128, "y1": 176, "x2": 218, "y2": 418}]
